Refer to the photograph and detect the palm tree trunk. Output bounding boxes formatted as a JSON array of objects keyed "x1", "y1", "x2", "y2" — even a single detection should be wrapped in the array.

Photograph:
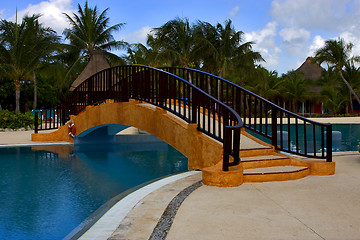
[
  {"x1": 339, "y1": 70, "x2": 360, "y2": 105},
  {"x1": 349, "y1": 90, "x2": 353, "y2": 113},
  {"x1": 15, "y1": 82, "x2": 20, "y2": 112},
  {"x1": 292, "y1": 101, "x2": 296, "y2": 113},
  {"x1": 302, "y1": 102, "x2": 305, "y2": 116},
  {"x1": 33, "y1": 71, "x2": 37, "y2": 109}
]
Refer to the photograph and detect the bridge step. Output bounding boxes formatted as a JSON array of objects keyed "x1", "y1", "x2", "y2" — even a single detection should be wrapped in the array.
[
  {"x1": 239, "y1": 147, "x2": 274, "y2": 158},
  {"x1": 202, "y1": 152, "x2": 314, "y2": 187},
  {"x1": 241, "y1": 157, "x2": 292, "y2": 169},
  {"x1": 240, "y1": 155, "x2": 309, "y2": 169},
  {"x1": 243, "y1": 166, "x2": 310, "y2": 183}
]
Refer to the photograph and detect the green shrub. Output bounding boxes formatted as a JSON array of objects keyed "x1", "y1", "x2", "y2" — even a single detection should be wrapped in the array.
[{"x1": 0, "y1": 110, "x2": 35, "y2": 130}]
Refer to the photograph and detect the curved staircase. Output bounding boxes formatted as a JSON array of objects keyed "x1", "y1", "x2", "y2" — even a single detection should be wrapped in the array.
[{"x1": 202, "y1": 130, "x2": 335, "y2": 187}]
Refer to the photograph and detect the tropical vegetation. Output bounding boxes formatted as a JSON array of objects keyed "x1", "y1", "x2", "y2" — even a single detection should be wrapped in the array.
[
  {"x1": 1, "y1": 2, "x2": 360, "y2": 118},
  {"x1": 0, "y1": 110, "x2": 34, "y2": 130},
  {"x1": 0, "y1": 14, "x2": 59, "y2": 112},
  {"x1": 63, "y1": 1, "x2": 127, "y2": 75}
]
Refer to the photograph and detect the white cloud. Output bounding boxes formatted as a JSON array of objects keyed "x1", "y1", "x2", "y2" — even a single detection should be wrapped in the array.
[
  {"x1": 279, "y1": 27, "x2": 310, "y2": 55},
  {"x1": 270, "y1": 0, "x2": 360, "y2": 73},
  {"x1": 245, "y1": 22, "x2": 277, "y2": 47},
  {"x1": 340, "y1": 31, "x2": 360, "y2": 58},
  {"x1": 245, "y1": 22, "x2": 281, "y2": 68},
  {"x1": 230, "y1": 6, "x2": 240, "y2": 17},
  {"x1": 270, "y1": 0, "x2": 359, "y2": 32},
  {"x1": 9, "y1": 0, "x2": 73, "y2": 34},
  {"x1": 0, "y1": 9, "x2": 4, "y2": 18},
  {"x1": 279, "y1": 28, "x2": 310, "y2": 43},
  {"x1": 119, "y1": 26, "x2": 152, "y2": 45},
  {"x1": 307, "y1": 35, "x2": 326, "y2": 57},
  {"x1": 307, "y1": 32, "x2": 360, "y2": 58}
]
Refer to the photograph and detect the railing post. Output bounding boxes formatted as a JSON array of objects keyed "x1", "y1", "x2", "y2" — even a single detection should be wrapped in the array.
[
  {"x1": 232, "y1": 128, "x2": 241, "y2": 165},
  {"x1": 223, "y1": 126, "x2": 231, "y2": 171},
  {"x1": 144, "y1": 69, "x2": 150, "y2": 100},
  {"x1": 132, "y1": 66, "x2": 138, "y2": 99},
  {"x1": 107, "y1": 68, "x2": 113, "y2": 99},
  {"x1": 159, "y1": 72, "x2": 166, "y2": 107},
  {"x1": 191, "y1": 89, "x2": 197, "y2": 123},
  {"x1": 326, "y1": 124, "x2": 332, "y2": 162},
  {"x1": 34, "y1": 112, "x2": 38, "y2": 133},
  {"x1": 122, "y1": 66, "x2": 129, "y2": 102},
  {"x1": 271, "y1": 106, "x2": 277, "y2": 148},
  {"x1": 61, "y1": 108, "x2": 66, "y2": 125}
]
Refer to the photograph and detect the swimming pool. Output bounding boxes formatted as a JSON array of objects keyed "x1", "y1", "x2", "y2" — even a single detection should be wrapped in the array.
[
  {"x1": 246, "y1": 123, "x2": 360, "y2": 153},
  {"x1": 0, "y1": 141, "x2": 188, "y2": 240}
]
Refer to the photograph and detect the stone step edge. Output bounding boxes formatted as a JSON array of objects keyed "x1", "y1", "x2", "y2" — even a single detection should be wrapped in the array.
[
  {"x1": 243, "y1": 167, "x2": 311, "y2": 183},
  {"x1": 241, "y1": 157, "x2": 309, "y2": 170},
  {"x1": 239, "y1": 147, "x2": 275, "y2": 157}
]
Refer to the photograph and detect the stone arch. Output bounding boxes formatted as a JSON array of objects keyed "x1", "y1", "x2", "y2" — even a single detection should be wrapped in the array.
[{"x1": 32, "y1": 100, "x2": 224, "y2": 170}]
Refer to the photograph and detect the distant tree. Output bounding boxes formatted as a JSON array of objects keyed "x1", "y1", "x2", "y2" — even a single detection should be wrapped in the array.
[
  {"x1": 193, "y1": 20, "x2": 263, "y2": 79},
  {"x1": 343, "y1": 61, "x2": 360, "y2": 112},
  {"x1": 63, "y1": 1, "x2": 127, "y2": 75},
  {"x1": 25, "y1": 16, "x2": 60, "y2": 109},
  {"x1": 0, "y1": 14, "x2": 59, "y2": 111},
  {"x1": 313, "y1": 38, "x2": 360, "y2": 105},
  {"x1": 152, "y1": 17, "x2": 196, "y2": 67},
  {"x1": 246, "y1": 67, "x2": 281, "y2": 101},
  {"x1": 319, "y1": 86, "x2": 347, "y2": 115},
  {"x1": 126, "y1": 35, "x2": 162, "y2": 66},
  {"x1": 280, "y1": 71, "x2": 309, "y2": 114}
]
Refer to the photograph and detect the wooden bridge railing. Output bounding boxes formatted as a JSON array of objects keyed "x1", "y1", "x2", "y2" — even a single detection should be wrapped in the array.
[
  {"x1": 161, "y1": 67, "x2": 332, "y2": 162},
  {"x1": 35, "y1": 65, "x2": 243, "y2": 171}
]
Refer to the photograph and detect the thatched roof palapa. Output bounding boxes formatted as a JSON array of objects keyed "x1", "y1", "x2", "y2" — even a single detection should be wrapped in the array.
[
  {"x1": 296, "y1": 57, "x2": 324, "y2": 95},
  {"x1": 296, "y1": 57, "x2": 323, "y2": 81},
  {"x1": 70, "y1": 50, "x2": 110, "y2": 91}
]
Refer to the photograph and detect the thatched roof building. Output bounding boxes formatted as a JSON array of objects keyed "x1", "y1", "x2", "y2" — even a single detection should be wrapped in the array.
[
  {"x1": 296, "y1": 57, "x2": 323, "y2": 81},
  {"x1": 70, "y1": 50, "x2": 110, "y2": 91},
  {"x1": 296, "y1": 57, "x2": 324, "y2": 95}
]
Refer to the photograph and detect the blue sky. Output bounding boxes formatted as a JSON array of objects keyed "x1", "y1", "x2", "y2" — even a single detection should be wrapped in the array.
[{"x1": 1, "y1": 0, "x2": 359, "y2": 74}]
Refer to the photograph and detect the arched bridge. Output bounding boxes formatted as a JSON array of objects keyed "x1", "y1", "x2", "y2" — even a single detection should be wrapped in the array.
[{"x1": 32, "y1": 65, "x2": 335, "y2": 187}]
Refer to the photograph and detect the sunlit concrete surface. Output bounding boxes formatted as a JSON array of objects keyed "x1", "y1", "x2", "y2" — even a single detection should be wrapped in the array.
[{"x1": 166, "y1": 152, "x2": 360, "y2": 240}]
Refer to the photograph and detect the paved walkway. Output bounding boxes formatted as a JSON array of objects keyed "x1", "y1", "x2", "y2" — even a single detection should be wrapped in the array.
[
  {"x1": 2, "y1": 121, "x2": 360, "y2": 240},
  {"x1": 168, "y1": 152, "x2": 360, "y2": 240},
  {"x1": 84, "y1": 151, "x2": 357, "y2": 240},
  {"x1": 0, "y1": 129, "x2": 68, "y2": 146}
]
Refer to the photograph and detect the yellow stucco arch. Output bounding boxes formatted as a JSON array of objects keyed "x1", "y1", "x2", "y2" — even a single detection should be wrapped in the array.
[{"x1": 32, "y1": 99, "x2": 224, "y2": 170}]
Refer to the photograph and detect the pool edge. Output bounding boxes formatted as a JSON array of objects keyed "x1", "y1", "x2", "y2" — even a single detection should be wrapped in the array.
[{"x1": 66, "y1": 171, "x2": 199, "y2": 240}]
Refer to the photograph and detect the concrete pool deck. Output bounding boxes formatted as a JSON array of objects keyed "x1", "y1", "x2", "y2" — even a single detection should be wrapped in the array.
[
  {"x1": 103, "y1": 152, "x2": 360, "y2": 240},
  {"x1": 0, "y1": 129, "x2": 70, "y2": 146},
  {"x1": 1, "y1": 120, "x2": 360, "y2": 240}
]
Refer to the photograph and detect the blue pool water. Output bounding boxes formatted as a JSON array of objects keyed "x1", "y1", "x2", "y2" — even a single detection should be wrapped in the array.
[
  {"x1": 0, "y1": 141, "x2": 187, "y2": 240},
  {"x1": 246, "y1": 123, "x2": 360, "y2": 153}
]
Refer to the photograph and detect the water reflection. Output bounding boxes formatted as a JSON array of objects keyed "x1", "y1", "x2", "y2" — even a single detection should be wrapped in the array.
[{"x1": 0, "y1": 138, "x2": 188, "y2": 240}]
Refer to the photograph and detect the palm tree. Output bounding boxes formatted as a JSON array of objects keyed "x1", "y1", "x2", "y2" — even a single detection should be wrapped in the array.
[
  {"x1": 193, "y1": 20, "x2": 263, "y2": 82},
  {"x1": 25, "y1": 16, "x2": 60, "y2": 109},
  {"x1": 192, "y1": 20, "x2": 218, "y2": 73},
  {"x1": 280, "y1": 71, "x2": 309, "y2": 114},
  {"x1": 126, "y1": 35, "x2": 162, "y2": 66},
  {"x1": 152, "y1": 17, "x2": 195, "y2": 67},
  {"x1": 319, "y1": 86, "x2": 347, "y2": 115},
  {"x1": 63, "y1": 1, "x2": 126, "y2": 73},
  {"x1": 313, "y1": 38, "x2": 360, "y2": 104},
  {"x1": 247, "y1": 67, "x2": 281, "y2": 101},
  {"x1": 343, "y1": 62, "x2": 360, "y2": 112},
  {"x1": 0, "y1": 14, "x2": 59, "y2": 111}
]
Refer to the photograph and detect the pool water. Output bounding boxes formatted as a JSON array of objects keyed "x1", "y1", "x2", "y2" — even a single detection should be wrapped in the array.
[
  {"x1": 0, "y1": 142, "x2": 187, "y2": 240},
  {"x1": 246, "y1": 123, "x2": 360, "y2": 153}
]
